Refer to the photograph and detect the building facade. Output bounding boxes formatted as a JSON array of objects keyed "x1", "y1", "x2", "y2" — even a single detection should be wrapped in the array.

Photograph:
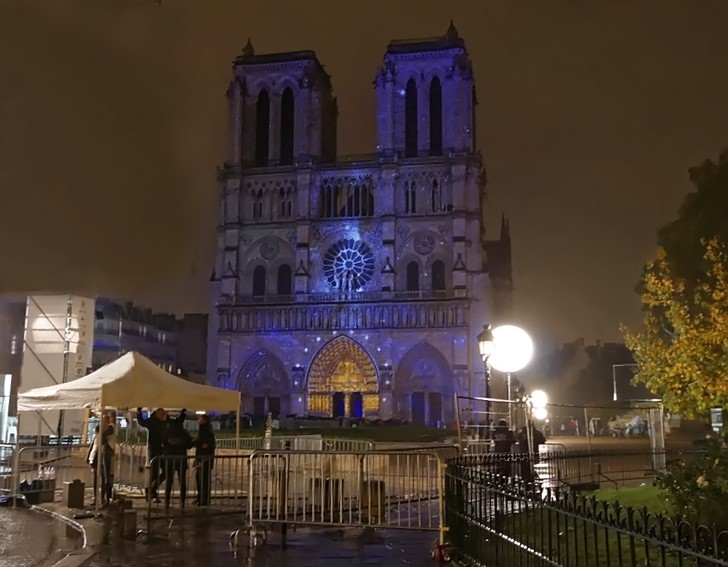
[
  {"x1": 208, "y1": 25, "x2": 512, "y2": 424},
  {"x1": 93, "y1": 298, "x2": 178, "y2": 372}
]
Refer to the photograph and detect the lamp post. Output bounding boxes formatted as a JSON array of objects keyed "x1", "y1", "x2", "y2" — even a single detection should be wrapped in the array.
[
  {"x1": 490, "y1": 325, "x2": 534, "y2": 427},
  {"x1": 477, "y1": 325, "x2": 495, "y2": 428}
]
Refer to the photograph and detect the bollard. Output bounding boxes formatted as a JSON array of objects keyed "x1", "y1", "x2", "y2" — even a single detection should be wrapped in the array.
[{"x1": 122, "y1": 509, "x2": 137, "y2": 540}]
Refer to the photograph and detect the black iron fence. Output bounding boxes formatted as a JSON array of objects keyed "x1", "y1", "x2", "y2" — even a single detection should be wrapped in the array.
[{"x1": 445, "y1": 453, "x2": 728, "y2": 567}]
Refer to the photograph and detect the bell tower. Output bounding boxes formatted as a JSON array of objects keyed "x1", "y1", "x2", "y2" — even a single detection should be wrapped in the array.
[
  {"x1": 375, "y1": 21, "x2": 476, "y2": 159},
  {"x1": 226, "y1": 39, "x2": 338, "y2": 168}
]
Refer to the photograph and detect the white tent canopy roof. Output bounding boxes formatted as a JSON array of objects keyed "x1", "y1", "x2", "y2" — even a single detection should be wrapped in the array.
[{"x1": 17, "y1": 351, "x2": 240, "y2": 413}]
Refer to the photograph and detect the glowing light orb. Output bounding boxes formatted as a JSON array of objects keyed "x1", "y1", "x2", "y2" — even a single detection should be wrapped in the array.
[
  {"x1": 532, "y1": 407, "x2": 548, "y2": 421},
  {"x1": 489, "y1": 325, "x2": 534, "y2": 373},
  {"x1": 531, "y1": 390, "x2": 548, "y2": 409}
]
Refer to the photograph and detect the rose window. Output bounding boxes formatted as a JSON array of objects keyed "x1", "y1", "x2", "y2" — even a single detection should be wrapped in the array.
[{"x1": 323, "y1": 239, "x2": 375, "y2": 291}]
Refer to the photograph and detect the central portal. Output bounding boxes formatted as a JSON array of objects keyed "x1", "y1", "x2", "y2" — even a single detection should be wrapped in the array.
[{"x1": 307, "y1": 336, "x2": 379, "y2": 418}]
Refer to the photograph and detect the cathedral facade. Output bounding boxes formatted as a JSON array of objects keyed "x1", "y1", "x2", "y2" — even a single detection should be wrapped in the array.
[{"x1": 208, "y1": 25, "x2": 512, "y2": 425}]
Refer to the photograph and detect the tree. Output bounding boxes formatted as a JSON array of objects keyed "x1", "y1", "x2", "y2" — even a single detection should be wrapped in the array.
[
  {"x1": 657, "y1": 150, "x2": 728, "y2": 286},
  {"x1": 622, "y1": 239, "x2": 728, "y2": 418}
]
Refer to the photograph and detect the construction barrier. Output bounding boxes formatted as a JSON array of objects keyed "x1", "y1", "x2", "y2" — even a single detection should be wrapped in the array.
[{"x1": 246, "y1": 450, "x2": 446, "y2": 544}]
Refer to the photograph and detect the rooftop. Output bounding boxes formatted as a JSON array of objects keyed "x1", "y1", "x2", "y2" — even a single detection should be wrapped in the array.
[{"x1": 387, "y1": 21, "x2": 465, "y2": 54}]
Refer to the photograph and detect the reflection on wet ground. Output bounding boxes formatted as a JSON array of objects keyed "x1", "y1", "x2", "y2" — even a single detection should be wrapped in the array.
[
  {"x1": 89, "y1": 514, "x2": 437, "y2": 566},
  {"x1": 0, "y1": 508, "x2": 81, "y2": 567}
]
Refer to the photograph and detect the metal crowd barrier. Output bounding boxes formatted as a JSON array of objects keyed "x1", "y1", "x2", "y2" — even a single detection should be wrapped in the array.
[
  {"x1": 246, "y1": 450, "x2": 446, "y2": 544},
  {"x1": 215, "y1": 435, "x2": 374, "y2": 453}
]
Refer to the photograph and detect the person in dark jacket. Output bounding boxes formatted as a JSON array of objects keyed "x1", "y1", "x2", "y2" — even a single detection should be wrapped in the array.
[
  {"x1": 162, "y1": 417, "x2": 193, "y2": 510},
  {"x1": 516, "y1": 423, "x2": 547, "y2": 484},
  {"x1": 194, "y1": 414, "x2": 216, "y2": 506},
  {"x1": 137, "y1": 407, "x2": 186, "y2": 502},
  {"x1": 491, "y1": 419, "x2": 515, "y2": 478}
]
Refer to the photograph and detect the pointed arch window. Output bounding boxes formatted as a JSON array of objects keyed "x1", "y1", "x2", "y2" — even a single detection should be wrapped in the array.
[
  {"x1": 429, "y1": 77, "x2": 443, "y2": 156},
  {"x1": 276, "y1": 264, "x2": 292, "y2": 295},
  {"x1": 404, "y1": 180, "x2": 417, "y2": 214},
  {"x1": 252, "y1": 265, "x2": 266, "y2": 296},
  {"x1": 255, "y1": 90, "x2": 270, "y2": 167},
  {"x1": 406, "y1": 261, "x2": 420, "y2": 292},
  {"x1": 431, "y1": 179, "x2": 443, "y2": 213},
  {"x1": 253, "y1": 189, "x2": 264, "y2": 221},
  {"x1": 280, "y1": 88, "x2": 295, "y2": 165},
  {"x1": 404, "y1": 79, "x2": 418, "y2": 158},
  {"x1": 431, "y1": 260, "x2": 446, "y2": 291}
]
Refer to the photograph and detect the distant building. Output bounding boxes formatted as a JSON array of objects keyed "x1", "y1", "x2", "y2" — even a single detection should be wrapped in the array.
[
  {"x1": 0, "y1": 296, "x2": 26, "y2": 441},
  {"x1": 93, "y1": 298, "x2": 178, "y2": 372},
  {"x1": 176, "y1": 313, "x2": 209, "y2": 383},
  {"x1": 208, "y1": 24, "x2": 513, "y2": 423}
]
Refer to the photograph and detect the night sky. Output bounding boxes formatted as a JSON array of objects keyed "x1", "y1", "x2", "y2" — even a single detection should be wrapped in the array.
[{"x1": 1, "y1": 1, "x2": 727, "y2": 351}]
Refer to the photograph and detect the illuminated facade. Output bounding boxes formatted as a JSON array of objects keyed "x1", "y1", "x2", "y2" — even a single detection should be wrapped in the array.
[{"x1": 208, "y1": 24, "x2": 513, "y2": 424}]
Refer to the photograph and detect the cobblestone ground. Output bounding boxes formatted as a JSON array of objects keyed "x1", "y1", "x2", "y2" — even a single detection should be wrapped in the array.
[
  {"x1": 88, "y1": 515, "x2": 438, "y2": 566},
  {"x1": 0, "y1": 508, "x2": 81, "y2": 567}
]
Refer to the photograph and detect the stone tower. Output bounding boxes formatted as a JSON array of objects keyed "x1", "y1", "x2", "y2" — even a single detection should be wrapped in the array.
[{"x1": 208, "y1": 25, "x2": 512, "y2": 425}]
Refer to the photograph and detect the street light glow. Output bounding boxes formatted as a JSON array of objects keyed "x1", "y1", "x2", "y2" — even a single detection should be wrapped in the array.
[
  {"x1": 533, "y1": 407, "x2": 548, "y2": 421},
  {"x1": 489, "y1": 325, "x2": 534, "y2": 373},
  {"x1": 531, "y1": 390, "x2": 548, "y2": 409}
]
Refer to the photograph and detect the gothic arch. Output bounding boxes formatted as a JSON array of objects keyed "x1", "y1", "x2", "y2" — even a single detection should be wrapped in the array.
[
  {"x1": 306, "y1": 336, "x2": 379, "y2": 417},
  {"x1": 240, "y1": 236, "x2": 295, "y2": 296},
  {"x1": 237, "y1": 349, "x2": 291, "y2": 416},
  {"x1": 394, "y1": 343, "x2": 454, "y2": 425}
]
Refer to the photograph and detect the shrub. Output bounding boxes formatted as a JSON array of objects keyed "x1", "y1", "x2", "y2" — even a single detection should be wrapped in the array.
[{"x1": 657, "y1": 437, "x2": 728, "y2": 530}]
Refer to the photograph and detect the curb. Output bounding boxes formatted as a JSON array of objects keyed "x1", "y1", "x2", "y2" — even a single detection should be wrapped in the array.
[{"x1": 29, "y1": 504, "x2": 97, "y2": 567}]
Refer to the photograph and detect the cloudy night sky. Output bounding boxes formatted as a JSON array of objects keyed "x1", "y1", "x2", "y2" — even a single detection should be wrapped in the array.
[{"x1": 1, "y1": 0, "x2": 727, "y2": 350}]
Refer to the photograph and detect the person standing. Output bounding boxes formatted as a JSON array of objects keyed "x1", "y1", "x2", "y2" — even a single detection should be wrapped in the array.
[
  {"x1": 491, "y1": 419, "x2": 515, "y2": 478},
  {"x1": 87, "y1": 425, "x2": 100, "y2": 506},
  {"x1": 194, "y1": 414, "x2": 216, "y2": 506},
  {"x1": 99, "y1": 414, "x2": 117, "y2": 506},
  {"x1": 137, "y1": 407, "x2": 186, "y2": 502},
  {"x1": 162, "y1": 415, "x2": 193, "y2": 510}
]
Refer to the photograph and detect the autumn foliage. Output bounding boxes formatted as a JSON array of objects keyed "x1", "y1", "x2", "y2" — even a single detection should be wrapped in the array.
[{"x1": 622, "y1": 239, "x2": 728, "y2": 419}]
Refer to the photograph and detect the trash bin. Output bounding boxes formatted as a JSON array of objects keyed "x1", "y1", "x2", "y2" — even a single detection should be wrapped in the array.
[{"x1": 63, "y1": 479, "x2": 85, "y2": 508}]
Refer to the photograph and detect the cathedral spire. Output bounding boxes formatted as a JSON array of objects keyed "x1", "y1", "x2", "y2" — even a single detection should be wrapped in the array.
[
  {"x1": 445, "y1": 20, "x2": 459, "y2": 40},
  {"x1": 242, "y1": 37, "x2": 255, "y2": 58}
]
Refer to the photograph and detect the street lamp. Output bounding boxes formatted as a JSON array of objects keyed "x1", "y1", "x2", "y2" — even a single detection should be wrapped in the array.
[
  {"x1": 490, "y1": 325, "x2": 534, "y2": 426},
  {"x1": 477, "y1": 325, "x2": 495, "y2": 425}
]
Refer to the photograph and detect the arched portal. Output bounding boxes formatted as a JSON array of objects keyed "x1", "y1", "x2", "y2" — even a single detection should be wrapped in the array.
[
  {"x1": 307, "y1": 336, "x2": 379, "y2": 418},
  {"x1": 395, "y1": 343, "x2": 454, "y2": 426},
  {"x1": 237, "y1": 350, "x2": 290, "y2": 418}
]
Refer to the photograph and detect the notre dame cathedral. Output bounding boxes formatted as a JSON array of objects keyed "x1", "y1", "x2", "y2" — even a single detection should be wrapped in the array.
[{"x1": 208, "y1": 23, "x2": 512, "y2": 425}]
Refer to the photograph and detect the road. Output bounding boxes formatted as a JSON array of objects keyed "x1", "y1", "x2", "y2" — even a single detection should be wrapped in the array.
[
  {"x1": 87, "y1": 514, "x2": 437, "y2": 566},
  {"x1": 0, "y1": 508, "x2": 80, "y2": 567}
]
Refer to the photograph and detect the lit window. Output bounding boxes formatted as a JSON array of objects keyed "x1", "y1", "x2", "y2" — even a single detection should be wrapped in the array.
[{"x1": 10, "y1": 335, "x2": 17, "y2": 356}]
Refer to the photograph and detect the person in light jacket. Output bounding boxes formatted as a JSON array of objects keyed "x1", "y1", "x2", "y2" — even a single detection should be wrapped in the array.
[{"x1": 89, "y1": 414, "x2": 117, "y2": 506}]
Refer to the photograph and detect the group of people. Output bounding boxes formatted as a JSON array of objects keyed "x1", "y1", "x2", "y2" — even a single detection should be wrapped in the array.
[
  {"x1": 87, "y1": 408, "x2": 216, "y2": 509},
  {"x1": 490, "y1": 419, "x2": 546, "y2": 483},
  {"x1": 137, "y1": 408, "x2": 216, "y2": 509}
]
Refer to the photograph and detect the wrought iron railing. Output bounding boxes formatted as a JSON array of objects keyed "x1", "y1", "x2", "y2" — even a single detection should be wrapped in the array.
[{"x1": 445, "y1": 452, "x2": 728, "y2": 566}]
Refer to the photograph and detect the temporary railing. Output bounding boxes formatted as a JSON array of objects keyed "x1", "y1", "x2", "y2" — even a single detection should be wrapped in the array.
[
  {"x1": 245, "y1": 449, "x2": 446, "y2": 545},
  {"x1": 445, "y1": 459, "x2": 728, "y2": 567},
  {"x1": 215, "y1": 436, "x2": 374, "y2": 453}
]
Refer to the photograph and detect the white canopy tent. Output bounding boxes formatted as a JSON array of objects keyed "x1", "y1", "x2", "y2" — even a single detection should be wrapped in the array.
[
  {"x1": 15, "y1": 351, "x2": 241, "y2": 511},
  {"x1": 17, "y1": 351, "x2": 240, "y2": 413}
]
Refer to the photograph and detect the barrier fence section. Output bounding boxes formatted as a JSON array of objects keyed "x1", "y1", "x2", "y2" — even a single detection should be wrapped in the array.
[
  {"x1": 445, "y1": 458, "x2": 728, "y2": 567},
  {"x1": 246, "y1": 450, "x2": 446, "y2": 544},
  {"x1": 215, "y1": 436, "x2": 374, "y2": 452},
  {"x1": 144, "y1": 454, "x2": 248, "y2": 528}
]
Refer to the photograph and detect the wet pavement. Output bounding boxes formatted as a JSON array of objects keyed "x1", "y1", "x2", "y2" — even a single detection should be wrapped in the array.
[
  {"x1": 87, "y1": 515, "x2": 438, "y2": 566},
  {"x1": 0, "y1": 508, "x2": 81, "y2": 567}
]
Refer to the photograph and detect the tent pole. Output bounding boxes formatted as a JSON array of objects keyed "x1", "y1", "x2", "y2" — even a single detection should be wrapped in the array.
[{"x1": 13, "y1": 413, "x2": 21, "y2": 509}]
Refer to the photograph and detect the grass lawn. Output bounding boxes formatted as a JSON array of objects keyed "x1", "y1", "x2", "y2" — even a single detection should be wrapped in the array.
[
  {"x1": 591, "y1": 484, "x2": 672, "y2": 516},
  {"x1": 216, "y1": 425, "x2": 456, "y2": 443},
  {"x1": 479, "y1": 485, "x2": 685, "y2": 567}
]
